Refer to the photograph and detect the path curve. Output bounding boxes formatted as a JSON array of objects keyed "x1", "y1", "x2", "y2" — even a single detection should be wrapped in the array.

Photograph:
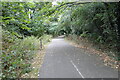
[{"x1": 39, "y1": 37, "x2": 118, "y2": 78}]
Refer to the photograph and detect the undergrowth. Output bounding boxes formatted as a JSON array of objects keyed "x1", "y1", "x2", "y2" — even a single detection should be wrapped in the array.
[
  {"x1": 67, "y1": 34, "x2": 119, "y2": 69},
  {"x1": 1, "y1": 30, "x2": 52, "y2": 78}
]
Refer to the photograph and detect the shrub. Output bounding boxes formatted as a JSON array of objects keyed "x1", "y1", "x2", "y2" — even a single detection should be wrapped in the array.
[
  {"x1": 41, "y1": 34, "x2": 52, "y2": 45},
  {"x1": 1, "y1": 30, "x2": 40, "y2": 78}
]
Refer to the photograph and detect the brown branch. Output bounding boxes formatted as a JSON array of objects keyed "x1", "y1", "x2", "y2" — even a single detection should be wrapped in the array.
[{"x1": 45, "y1": 2, "x2": 90, "y2": 16}]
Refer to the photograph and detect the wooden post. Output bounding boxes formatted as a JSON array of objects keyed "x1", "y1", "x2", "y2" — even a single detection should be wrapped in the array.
[{"x1": 40, "y1": 38, "x2": 42, "y2": 49}]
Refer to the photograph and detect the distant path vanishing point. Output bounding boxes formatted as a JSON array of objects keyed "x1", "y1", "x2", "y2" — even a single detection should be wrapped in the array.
[{"x1": 39, "y1": 37, "x2": 118, "y2": 78}]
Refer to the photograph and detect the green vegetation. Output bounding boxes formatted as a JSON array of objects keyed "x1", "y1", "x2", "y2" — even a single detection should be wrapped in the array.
[
  {"x1": 57, "y1": 2, "x2": 119, "y2": 68},
  {"x1": 1, "y1": 2, "x2": 52, "y2": 78},
  {"x1": 1, "y1": 1, "x2": 119, "y2": 78},
  {"x1": 57, "y1": 3, "x2": 120, "y2": 58},
  {"x1": 2, "y1": 32, "x2": 39, "y2": 78}
]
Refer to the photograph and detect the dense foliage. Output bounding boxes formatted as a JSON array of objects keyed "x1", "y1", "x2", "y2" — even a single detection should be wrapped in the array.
[
  {"x1": 57, "y1": 3, "x2": 120, "y2": 57},
  {"x1": 2, "y1": 2, "x2": 53, "y2": 37},
  {"x1": 2, "y1": 31, "x2": 40, "y2": 78},
  {"x1": 1, "y1": 2, "x2": 52, "y2": 78}
]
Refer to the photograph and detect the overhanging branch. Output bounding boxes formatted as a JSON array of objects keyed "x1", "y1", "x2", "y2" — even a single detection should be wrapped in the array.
[{"x1": 45, "y1": 2, "x2": 91, "y2": 16}]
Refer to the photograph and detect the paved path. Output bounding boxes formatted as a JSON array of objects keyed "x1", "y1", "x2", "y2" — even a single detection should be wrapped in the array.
[{"x1": 39, "y1": 38, "x2": 118, "y2": 78}]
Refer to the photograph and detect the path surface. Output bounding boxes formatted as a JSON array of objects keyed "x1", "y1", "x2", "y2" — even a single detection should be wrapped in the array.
[{"x1": 39, "y1": 37, "x2": 118, "y2": 78}]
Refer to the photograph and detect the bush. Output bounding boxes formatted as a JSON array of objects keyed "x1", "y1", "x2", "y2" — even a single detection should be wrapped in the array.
[
  {"x1": 41, "y1": 34, "x2": 52, "y2": 45},
  {"x1": 1, "y1": 30, "x2": 40, "y2": 78}
]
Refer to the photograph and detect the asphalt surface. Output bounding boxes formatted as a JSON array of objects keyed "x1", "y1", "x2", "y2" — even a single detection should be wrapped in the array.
[{"x1": 39, "y1": 37, "x2": 118, "y2": 78}]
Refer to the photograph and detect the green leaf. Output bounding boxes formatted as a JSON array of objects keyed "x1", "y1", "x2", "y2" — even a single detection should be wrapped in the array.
[{"x1": 21, "y1": 26, "x2": 31, "y2": 30}]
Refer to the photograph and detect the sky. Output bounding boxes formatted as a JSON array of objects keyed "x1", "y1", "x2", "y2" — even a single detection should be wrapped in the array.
[{"x1": 1, "y1": 0, "x2": 119, "y2": 2}]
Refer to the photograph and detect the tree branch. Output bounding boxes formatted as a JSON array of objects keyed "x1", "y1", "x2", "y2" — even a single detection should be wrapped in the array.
[{"x1": 45, "y1": 2, "x2": 90, "y2": 16}]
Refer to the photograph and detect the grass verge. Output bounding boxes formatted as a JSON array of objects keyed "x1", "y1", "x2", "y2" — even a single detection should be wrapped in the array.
[{"x1": 21, "y1": 35, "x2": 52, "y2": 78}]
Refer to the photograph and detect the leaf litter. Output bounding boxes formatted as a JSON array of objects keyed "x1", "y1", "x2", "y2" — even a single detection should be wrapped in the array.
[{"x1": 66, "y1": 37, "x2": 119, "y2": 70}]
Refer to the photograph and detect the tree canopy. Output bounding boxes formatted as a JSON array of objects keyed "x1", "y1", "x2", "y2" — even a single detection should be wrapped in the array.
[{"x1": 1, "y1": 2, "x2": 119, "y2": 78}]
